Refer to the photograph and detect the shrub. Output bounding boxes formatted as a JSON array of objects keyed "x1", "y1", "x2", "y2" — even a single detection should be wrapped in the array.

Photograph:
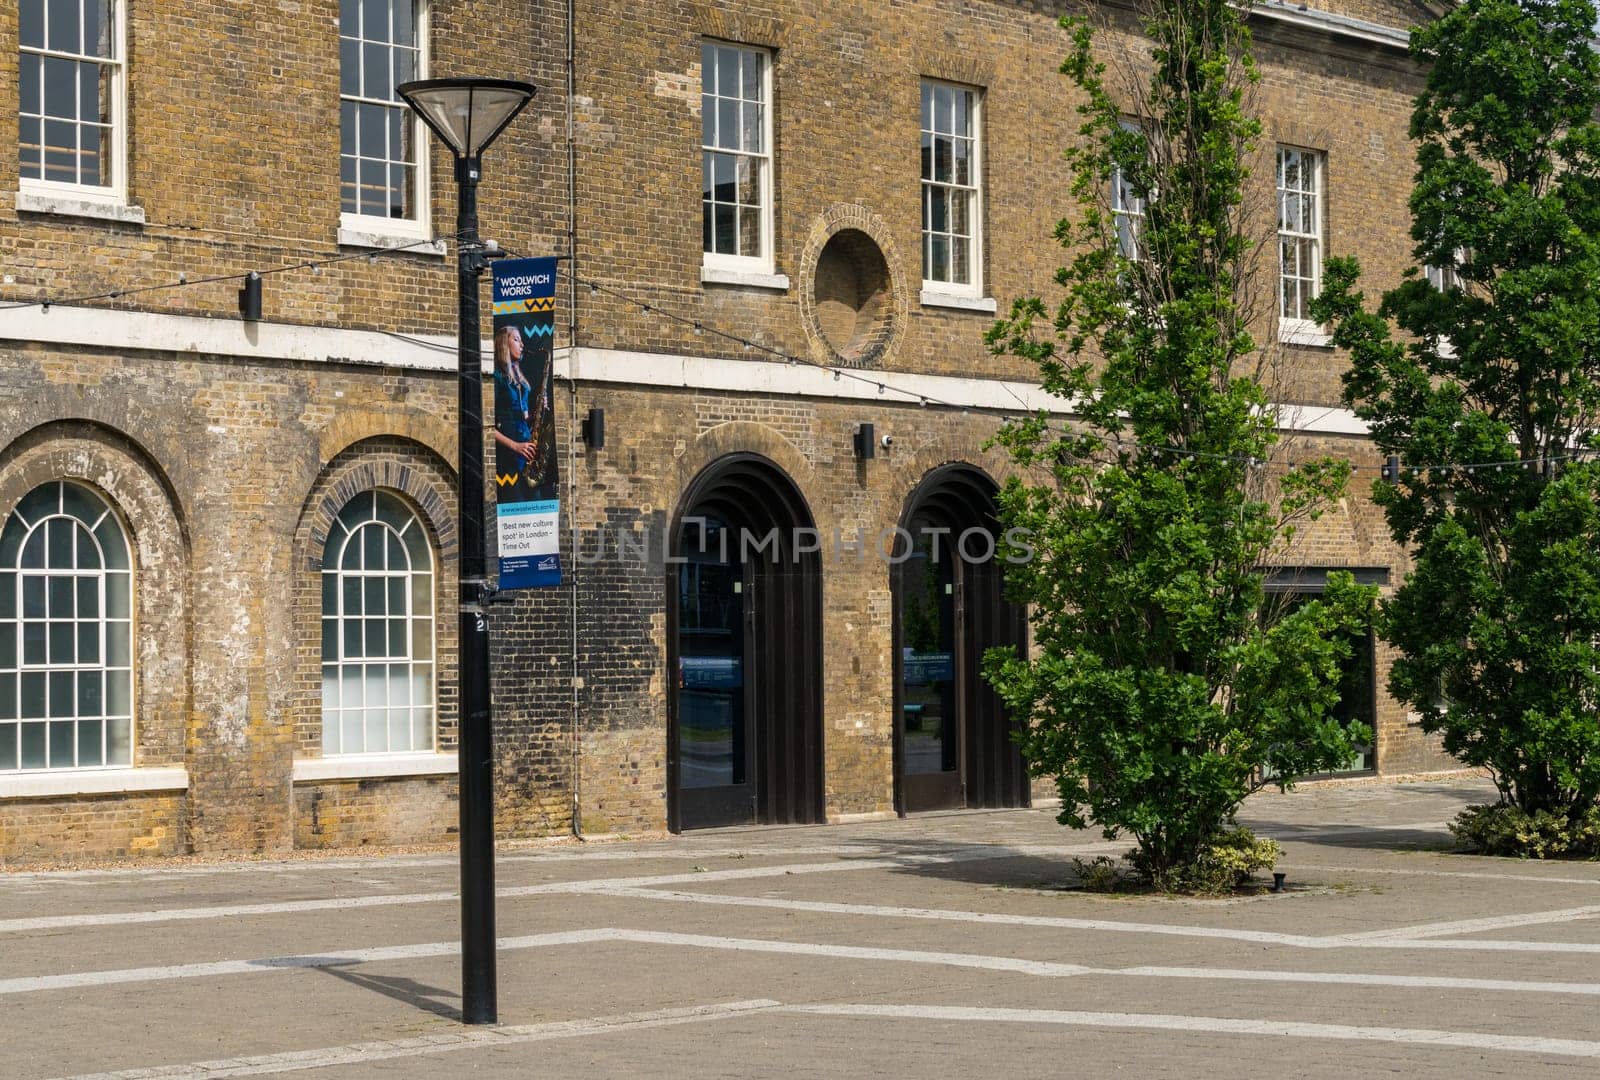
[
  {"x1": 1127, "y1": 826, "x2": 1281, "y2": 895},
  {"x1": 1450, "y1": 803, "x2": 1600, "y2": 859}
]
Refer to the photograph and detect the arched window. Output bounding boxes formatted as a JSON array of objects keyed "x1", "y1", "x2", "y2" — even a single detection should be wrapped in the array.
[
  {"x1": 1, "y1": 481, "x2": 133, "y2": 771},
  {"x1": 321, "y1": 490, "x2": 435, "y2": 755}
]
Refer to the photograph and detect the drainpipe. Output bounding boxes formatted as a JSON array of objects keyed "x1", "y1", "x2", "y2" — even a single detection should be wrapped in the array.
[{"x1": 565, "y1": 0, "x2": 583, "y2": 839}]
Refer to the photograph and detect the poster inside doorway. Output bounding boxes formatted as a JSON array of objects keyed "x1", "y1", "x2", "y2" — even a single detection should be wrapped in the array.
[{"x1": 490, "y1": 257, "x2": 561, "y2": 589}]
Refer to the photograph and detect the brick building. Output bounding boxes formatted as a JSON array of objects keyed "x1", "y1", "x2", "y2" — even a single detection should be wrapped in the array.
[{"x1": 0, "y1": 0, "x2": 1457, "y2": 862}]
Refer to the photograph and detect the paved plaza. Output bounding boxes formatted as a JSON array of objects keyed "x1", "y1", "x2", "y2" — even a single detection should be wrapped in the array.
[{"x1": 8, "y1": 776, "x2": 1600, "y2": 1077}]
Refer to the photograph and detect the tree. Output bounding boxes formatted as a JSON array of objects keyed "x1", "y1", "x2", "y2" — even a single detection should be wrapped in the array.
[
  {"x1": 1313, "y1": 0, "x2": 1600, "y2": 828},
  {"x1": 986, "y1": 0, "x2": 1373, "y2": 887}
]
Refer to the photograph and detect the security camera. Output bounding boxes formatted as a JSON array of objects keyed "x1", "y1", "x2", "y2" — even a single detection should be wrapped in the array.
[{"x1": 880, "y1": 434, "x2": 895, "y2": 449}]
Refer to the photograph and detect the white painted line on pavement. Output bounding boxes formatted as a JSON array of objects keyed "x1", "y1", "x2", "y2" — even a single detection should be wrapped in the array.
[
  {"x1": 0, "y1": 844, "x2": 1127, "y2": 936},
  {"x1": 16, "y1": 924, "x2": 1600, "y2": 1003},
  {"x1": 0, "y1": 930, "x2": 613, "y2": 996},
  {"x1": 597, "y1": 886, "x2": 1333, "y2": 947},
  {"x1": 786, "y1": 1003, "x2": 1600, "y2": 1059},
  {"x1": 603, "y1": 886, "x2": 1600, "y2": 954},
  {"x1": 1291, "y1": 862, "x2": 1600, "y2": 887},
  {"x1": 43, "y1": 999, "x2": 781, "y2": 1080},
  {"x1": 1333, "y1": 904, "x2": 1600, "y2": 943}
]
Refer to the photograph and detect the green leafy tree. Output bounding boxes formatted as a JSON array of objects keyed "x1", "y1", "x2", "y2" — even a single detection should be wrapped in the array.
[
  {"x1": 1313, "y1": 0, "x2": 1600, "y2": 826},
  {"x1": 986, "y1": 0, "x2": 1373, "y2": 885}
]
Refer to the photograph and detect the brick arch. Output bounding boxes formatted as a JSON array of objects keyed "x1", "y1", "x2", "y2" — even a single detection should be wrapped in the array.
[
  {"x1": 289, "y1": 437, "x2": 460, "y2": 758},
  {"x1": 676, "y1": 420, "x2": 825, "y2": 528},
  {"x1": 317, "y1": 410, "x2": 457, "y2": 481},
  {"x1": 0, "y1": 421, "x2": 193, "y2": 776}
]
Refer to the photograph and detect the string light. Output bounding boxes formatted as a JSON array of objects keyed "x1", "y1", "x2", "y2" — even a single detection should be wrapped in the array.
[{"x1": 9, "y1": 249, "x2": 1594, "y2": 480}]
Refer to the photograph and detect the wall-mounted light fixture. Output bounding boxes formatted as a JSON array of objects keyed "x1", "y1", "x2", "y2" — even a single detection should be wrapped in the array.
[
  {"x1": 238, "y1": 272, "x2": 262, "y2": 321},
  {"x1": 854, "y1": 423, "x2": 876, "y2": 460},
  {"x1": 581, "y1": 407, "x2": 605, "y2": 450}
]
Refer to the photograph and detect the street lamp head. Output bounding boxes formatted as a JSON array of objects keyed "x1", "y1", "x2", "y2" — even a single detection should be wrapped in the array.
[{"x1": 397, "y1": 77, "x2": 537, "y2": 161}]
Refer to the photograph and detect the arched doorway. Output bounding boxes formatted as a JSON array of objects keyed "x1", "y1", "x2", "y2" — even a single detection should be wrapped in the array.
[
  {"x1": 667, "y1": 453, "x2": 825, "y2": 831},
  {"x1": 893, "y1": 465, "x2": 1029, "y2": 813}
]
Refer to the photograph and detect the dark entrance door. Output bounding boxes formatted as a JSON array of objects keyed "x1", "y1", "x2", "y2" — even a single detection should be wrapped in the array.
[
  {"x1": 668, "y1": 455, "x2": 824, "y2": 831},
  {"x1": 893, "y1": 467, "x2": 1029, "y2": 813},
  {"x1": 674, "y1": 517, "x2": 756, "y2": 829}
]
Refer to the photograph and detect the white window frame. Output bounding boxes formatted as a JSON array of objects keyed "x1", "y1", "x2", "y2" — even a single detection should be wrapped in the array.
[
  {"x1": 338, "y1": 0, "x2": 432, "y2": 247},
  {"x1": 16, "y1": 0, "x2": 130, "y2": 212},
  {"x1": 1277, "y1": 145, "x2": 1328, "y2": 346},
  {"x1": 920, "y1": 79, "x2": 984, "y2": 301},
  {"x1": 320, "y1": 490, "x2": 437, "y2": 758},
  {"x1": 1425, "y1": 257, "x2": 1464, "y2": 359},
  {"x1": 700, "y1": 41, "x2": 775, "y2": 277},
  {"x1": 0, "y1": 481, "x2": 135, "y2": 773},
  {"x1": 1110, "y1": 119, "x2": 1147, "y2": 266}
]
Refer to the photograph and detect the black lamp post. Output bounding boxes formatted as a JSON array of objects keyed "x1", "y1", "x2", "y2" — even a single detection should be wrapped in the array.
[{"x1": 397, "y1": 75, "x2": 536, "y2": 1027}]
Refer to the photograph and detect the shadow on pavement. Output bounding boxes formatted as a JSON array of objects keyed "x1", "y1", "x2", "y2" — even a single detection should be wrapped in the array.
[{"x1": 315, "y1": 964, "x2": 462, "y2": 1020}]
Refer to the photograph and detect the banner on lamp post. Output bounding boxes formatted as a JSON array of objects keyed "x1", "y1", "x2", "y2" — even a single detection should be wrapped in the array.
[{"x1": 490, "y1": 257, "x2": 561, "y2": 589}]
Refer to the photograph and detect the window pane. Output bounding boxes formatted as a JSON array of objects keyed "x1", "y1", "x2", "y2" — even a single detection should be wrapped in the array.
[
  {"x1": 364, "y1": 576, "x2": 386, "y2": 615},
  {"x1": 21, "y1": 721, "x2": 46, "y2": 767},
  {"x1": 341, "y1": 665, "x2": 363, "y2": 708},
  {"x1": 20, "y1": 0, "x2": 44, "y2": 48},
  {"x1": 95, "y1": 517, "x2": 128, "y2": 568},
  {"x1": 387, "y1": 531, "x2": 406, "y2": 571},
  {"x1": 951, "y1": 191, "x2": 970, "y2": 237},
  {"x1": 340, "y1": 37, "x2": 360, "y2": 96},
  {"x1": 712, "y1": 152, "x2": 735, "y2": 203},
  {"x1": 43, "y1": 57, "x2": 76, "y2": 120},
  {"x1": 49, "y1": 621, "x2": 73, "y2": 664},
  {"x1": 736, "y1": 156, "x2": 758, "y2": 206},
  {"x1": 411, "y1": 572, "x2": 431, "y2": 613},
  {"x1": 714, "y1": 203, "x2": 736, "y2": 255},
  {"x1": 363, "y1": 41, "x2": 389, "y2": 99},
  {"x1": 322, "y1": 617, "x2": 338, "y2": 661},
  {"x1": 739, "y1": 206, "x2": 760, "y2": 258},
  {"x1": 365, "y1": 618, "x2": 385, "y2": 656},
  {"x1": 49, "y1": 670, "x2": 74, "y2": 716},
  {"x1": 78, "y1": 622, "x2": 99, "y2": 665},
  {"x1": 342, "y1": 708, "x2": 363, "y2": 754},
  {"x1": 343, "y1": 575, "x2": 362, "y2": 616},
  {"x1": 741, "y1": 102, "x2": 762, "y2": 154},
  {"x1": 106, "y1": 573, "x2": 128, "y2": 617},
  {"x1": 920, "y1": 80, "x2": 934, "y2": 129},
  {"x1": 953, "y1": 137, "x2": 971, "y2": 187},
  {"x1": 106, "y1": 668, "x2": 129, "y2": 715},
  {"x1": 344, "y1": 618, "x2": 363, "y2": 658},
  {"x1": 0, "y1": 723, "x2": 15, "y2": 769},
  {"x1": 363, "y1": 523, "x2": 386, "y2": 570},
  {"x1": 951, "y1": 237, "x2": 970, "y2": 285},
  {"x1": 741, "y1": 50, "x2": 762, "y2": 100},
  {"x1": 47, "y1": 0, "x2": 82, "y2": 54},
  {"x1": 930, "y1": 234, "x2": 949, "y2": 282},
  {"x1": 953, "y1": 91, "x2": 969, "y2": 138},
  {"x1": 0, "y1": 624, "x2": 14, "y2": 668},
  {"x1": 49, "y1": 720, "x2": 74, "y2": 767},
  {"x1": 19, "y1": 117, "x2": 43, "y2": 179},
  {"x1": 340, "y1": 0, "x2": 359, "y2": 36},
  {"x1": 78, "y1": 718, "x2": 102, "y2": 766},
  {"x1": 76, "y1": 524, "x2": 100, "y2": 569},
  {"x1": 717, "y1": 99, "x2": 738, "y2": 152},
  {"x1": 934, "y1": 136, "x2": 952, "y2": 184},
  {"x1": 0, "y1": 674, "x2": 14, "y2": 719},
  {"x1": 393, "y1": 0, "x2": 414, "y2": 46},
  {"x1": 106, "y1": 620, "x2": 128, "y2": 665},
  {"x1": 929, "y1": 186, "x2": 948, "y2": 233},
  {"x1": 412, "y1": 617, "x2": 432, "y2": 657},
  {"x1": 106, "y1": 715, "x2": 129, "y2": 764},
  {"x1": 23, "y1": 576, "x2": 45, "y2": 617},
  {"x1": 21, "y1": 54, "x2": 41, "y2": 116},
  {"x1": 78, "y1": 671, "x2": 102, "y2": 717},
  {"x1": 717, "y1": 46, "x2": 740, "y2": 96},
  {"x1": 362, "y1": 0, "x2": 388, "y2": 42},
  {"x1": 48, "y1": 575, "x2": 73, "y2": 615},
  {"x1": 21, "y1": 673, "x2": 46, "y2": 719},
  {"x1": 24, "y1": 622, "x2": 45, "y2": 664}
]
